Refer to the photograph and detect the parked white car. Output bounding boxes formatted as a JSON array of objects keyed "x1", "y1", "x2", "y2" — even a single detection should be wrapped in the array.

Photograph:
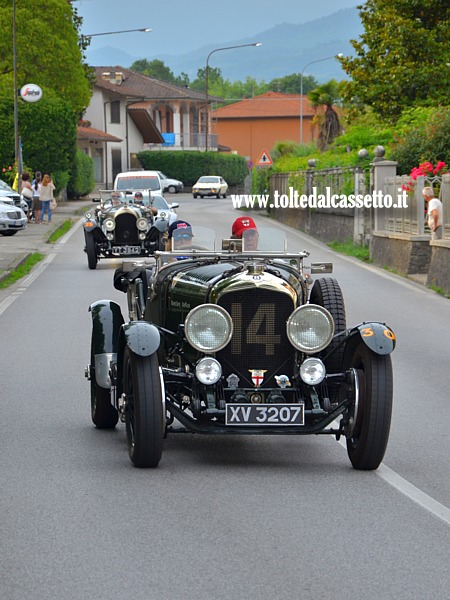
[
  {"x1": 192, "y1": 176, "x2": 228, "y2": 198},
  {"x1": 157, "y1": 171, "x2": 184, "y2": 194},
  {"x1": 0, "y1": 198, "x2": 27, "y2": 236}
]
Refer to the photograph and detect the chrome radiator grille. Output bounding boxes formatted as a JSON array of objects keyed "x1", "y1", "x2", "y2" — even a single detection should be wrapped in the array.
[
  {"x1": 217, "y1": 288, "x2": 295, "y2": 387},
  {"x1": 114, "y1": 214, "x2": 139, "y2": 244}
]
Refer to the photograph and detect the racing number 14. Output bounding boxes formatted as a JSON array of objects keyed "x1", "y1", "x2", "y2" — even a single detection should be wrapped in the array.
[{"x1": 230, "y1": 303, "x2": 280, "y2": 355}]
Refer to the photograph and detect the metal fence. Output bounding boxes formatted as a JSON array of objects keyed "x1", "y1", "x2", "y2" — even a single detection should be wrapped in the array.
[
  {"x1": 377, "y1": 173, "x2": 450, "y2": 238},
  {"x1": 271, "y1": 166, "x2": 367, "y2": 199}
]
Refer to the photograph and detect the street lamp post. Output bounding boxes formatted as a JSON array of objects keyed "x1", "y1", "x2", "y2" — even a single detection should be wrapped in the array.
[
  {"x1": 13, "y1": 0, "x2": 19, "y2": 190},
  {"x1": 299, "y1": 53, "x2": 343, "y2": 145},
  {"x1": 82, "y1": 27, "x2": 152, "y2": 40},
  {"x1": 80, "y1": 27, "x2": 151, "y2": 186},
  {"x1": 205, "y1": 42, "x2": 262, "y2": 152}
]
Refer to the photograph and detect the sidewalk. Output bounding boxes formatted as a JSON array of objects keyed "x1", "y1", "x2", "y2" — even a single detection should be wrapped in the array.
[{"x1": 0, "y1": 199, "x2": 92, "y2": 284}]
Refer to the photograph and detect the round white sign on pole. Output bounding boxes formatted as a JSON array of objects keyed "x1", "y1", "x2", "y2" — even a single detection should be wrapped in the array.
[{"x1": 20, "y1": 84, "x2": 43, "y2": 103}]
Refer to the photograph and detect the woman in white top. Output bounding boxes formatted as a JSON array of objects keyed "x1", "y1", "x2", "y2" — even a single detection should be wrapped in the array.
[
  {"x1": 39, "y1": 173, "x2": 56, "y2": 224},
  {"x1": 31, "y1": 171, "x2": 42, "y2": 224}
]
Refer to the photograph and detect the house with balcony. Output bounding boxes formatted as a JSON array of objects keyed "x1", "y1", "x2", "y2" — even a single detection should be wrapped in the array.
[
  {"x1": 80, "y1": 66, "x2": 217, "y2": 188},
  {"x1": 211, "y1": 91, "x2": 318, "y2": 166}
]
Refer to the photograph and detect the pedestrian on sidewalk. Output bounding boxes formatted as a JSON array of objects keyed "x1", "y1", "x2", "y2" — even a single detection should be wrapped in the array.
[
  {"x1": 21, "y1": 172, "x2": 34, "y2": 221},
  {"x1": 423, "y1": 186, "x2": 443, "y2": 240},
  {"x1": 31, "y1": 171, "x2": 42, "y2": 224},
  {"x1": 40, "y1": 174, "x2": 56, "y2": 224}
]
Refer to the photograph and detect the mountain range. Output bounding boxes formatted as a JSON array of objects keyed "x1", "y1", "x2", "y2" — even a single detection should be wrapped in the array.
[{"x1": 86, "y1": 7, "x2": 363, "y2": 83}]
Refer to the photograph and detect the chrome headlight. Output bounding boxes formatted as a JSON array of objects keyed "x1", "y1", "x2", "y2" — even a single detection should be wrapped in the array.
[
  {"x1": 300, "y1": 357, "x2": 326, "y2": 385},
  {"x1": 137, "y1": 217, "x2": 148, "y2": 231},
  {"x1": 287, "y1": 304, "x2": 334, "y2": 354},
  {"x1": 159, "y1": 211, "x2": 167, "y2": 220},
  {"x1": 104, "y1": 218, "x2": 115, "y2": 231},
  {"x1": 196, "y1": 358, "x2": 222, "y2": 385},
  {"x1": 185, "y1": 304, "x2": 233, "y2": 352}
]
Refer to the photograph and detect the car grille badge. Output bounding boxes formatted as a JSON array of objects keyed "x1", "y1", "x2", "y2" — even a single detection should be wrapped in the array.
[
  {"x1": 226, "y1": 374, "x2": 240, "y2": 388},
  {"x1": 275, "y1": 375, "x2": 291, "y2": 388},
  {"x1": 249, "y1": 369, "x2": 267, "y2": 387}
]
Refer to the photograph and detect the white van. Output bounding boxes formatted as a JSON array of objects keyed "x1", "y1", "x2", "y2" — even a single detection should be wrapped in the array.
[{"x1": 113, "y1": 170, "x2": 163, "y2": 196}]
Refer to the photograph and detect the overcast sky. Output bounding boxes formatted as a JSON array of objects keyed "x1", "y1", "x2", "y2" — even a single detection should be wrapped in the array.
[{"x1": 75, "y1": 0, "x2": 358, "y2": 57}]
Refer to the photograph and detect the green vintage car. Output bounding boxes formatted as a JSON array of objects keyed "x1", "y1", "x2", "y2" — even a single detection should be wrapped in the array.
[{"x1": 85, "y1": 226, "x2": 395, "y2": 470}]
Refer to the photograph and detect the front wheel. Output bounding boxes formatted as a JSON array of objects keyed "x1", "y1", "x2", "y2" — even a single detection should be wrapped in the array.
[
  {"x1": 123, "y1": 347, "x2": 164, "y2": 468},
  {"x1": 168, "y1": 185, "x2": 176, "y2": 194},
  {"x1": 193, "y1": 194, "x2": 198, "y2": 199},
  {"x1": 345, "y1": 343, "x2": 393, "y2": 470},
  {"x1": 85, "y1": 232, "x2": 98, "y2": 270}
]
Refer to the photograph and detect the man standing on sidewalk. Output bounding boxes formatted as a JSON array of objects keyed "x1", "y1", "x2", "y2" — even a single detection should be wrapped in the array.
[{"x1": 423, "y1": 186, "x2": 443, "y2": 240}]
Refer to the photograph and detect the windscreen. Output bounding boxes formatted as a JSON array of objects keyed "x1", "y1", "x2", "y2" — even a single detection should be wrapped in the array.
[{"x1": 116, "y1": 175, "x2": 160, "y2": 191}]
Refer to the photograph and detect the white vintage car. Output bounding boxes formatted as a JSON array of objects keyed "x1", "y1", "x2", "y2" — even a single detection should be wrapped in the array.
[{"x1": 192, "y1": 175, "x2": 228, "y2": 198}]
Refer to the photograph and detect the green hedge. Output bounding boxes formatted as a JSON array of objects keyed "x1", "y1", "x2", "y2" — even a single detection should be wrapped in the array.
[
  {"x1": 136, "y1": 150, "x2": 248, "y2": 186},
  {"x1": 67, "y1": 150, "x2": 95, "y2": 198}
]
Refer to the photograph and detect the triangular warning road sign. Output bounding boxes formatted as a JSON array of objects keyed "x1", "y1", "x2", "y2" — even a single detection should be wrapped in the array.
[{"x1": 256, "y1": 149, "x2": 273, "y2": 166}]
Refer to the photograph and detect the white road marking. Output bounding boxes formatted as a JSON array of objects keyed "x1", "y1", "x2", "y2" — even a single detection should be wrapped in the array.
[
  {"x1": 337, "y1": 438, "x2": 450, "y2": 525},
  {"x1": 0, "y1": 218, "x2": 84, "y2": 315}
]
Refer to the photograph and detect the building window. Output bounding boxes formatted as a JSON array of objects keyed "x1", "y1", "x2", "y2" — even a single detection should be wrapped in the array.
[{"x1": 110, "y1": 101, "x2": 120, "y2": 124}]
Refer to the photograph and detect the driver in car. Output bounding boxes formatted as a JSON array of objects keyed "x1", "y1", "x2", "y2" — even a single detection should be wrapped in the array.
[
  {"x1": 166, "y1": 220, "x2": 194, "y2": 252},
  {"x1": 231, "y1": 216, "x2": 259, "y2": 250}
]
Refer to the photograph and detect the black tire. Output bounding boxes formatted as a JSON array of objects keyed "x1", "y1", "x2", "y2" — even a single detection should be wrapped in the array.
[
  {"x1": 85, "y1": 232, "x2": 98, "y2": 270},
  {"x1": 168, "y1": 185, "x2": 176, "y2": 194},
  {"x1": 346, "y1": 343, "x2": 393, "y2": 470},
  {"x1": 90, "y1": 340, "x2": 118, "y2": 429},
  {"x1": 123, "y1": 346, "x2": 164, "y2": 468},
  {"x1": 193, "y1": 194, "x2": 198, "y2": 199},
  {"x1": 216, "y1": 193, "x2": 221, "y2": 199},
  {"x1": 310, "y1": 277, "x2": 346, "y2": 375},
  {"x1": 223, "y1": 192, "x2": 227, "y2": 198}
]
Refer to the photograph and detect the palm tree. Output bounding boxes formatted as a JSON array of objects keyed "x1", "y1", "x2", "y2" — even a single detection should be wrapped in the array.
[{"x1": 307, "y1": 80, "x2": 342, "y2": 151}]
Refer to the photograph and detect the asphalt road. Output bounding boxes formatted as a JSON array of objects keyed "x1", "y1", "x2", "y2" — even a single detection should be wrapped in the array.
[{"x1": 1, "y1": 193, "x2": 449, "y2": 600}]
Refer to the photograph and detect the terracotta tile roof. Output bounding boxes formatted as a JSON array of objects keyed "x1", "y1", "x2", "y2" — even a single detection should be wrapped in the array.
[
  {"x1": 93, "y1": 66, "x2": 218, "y2": 102},
  {"x1": 212, "y1": 91, "x2": 316, "y2": 119},
  {"x1": 77, "y1": 126, "x2": 122, "y2": 142}
]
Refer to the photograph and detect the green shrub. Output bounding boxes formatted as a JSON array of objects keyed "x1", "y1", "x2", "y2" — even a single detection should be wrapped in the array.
[
  {"x1": 391, "y1": 107, "x2": 450, "y2": 174},
  {"x1": 137, "y1": 150, "x2": 248, "y2": 186},
  {"x1": 67, "y1": 150, "x2": 95, "y2": 198}
]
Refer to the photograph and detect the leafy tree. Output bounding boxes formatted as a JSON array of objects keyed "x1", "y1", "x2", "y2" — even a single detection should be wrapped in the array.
[
  {"x1": 0, "y1": 1, "x2": 91, "y2": 179},
  {"x1": 339, "y1": 0, "x2": 450, "y2": 122},
  {"x1": 0, "y1": 0, "x2": 91, "y2": 115},
  {"x1": 131, "y1": 59, "x2": 176, "y2": 82},
  {"x1": 268, "y1": 74, "x2": 317, "y2": 95},
  {"x1": 307, "y1": 80, "x2": 342, "y2": 150}
]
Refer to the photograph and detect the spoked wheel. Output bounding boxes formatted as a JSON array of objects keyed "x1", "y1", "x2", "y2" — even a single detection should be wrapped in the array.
[
  {"x1": 345, "y1": 342, "x2": 393, "y2": 470},
  {"x1": 90, "y1": 340, "x2": 118, "y2": 429},
  {"x1": 85, "y1": 233, "x2": 98, "y2": 270},
  {"x1": 123, "y1": 346, "x2": 164, "y2": 468}
]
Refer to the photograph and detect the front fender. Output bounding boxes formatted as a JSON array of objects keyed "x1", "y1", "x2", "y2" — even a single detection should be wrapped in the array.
[
  {"x1": 356, "y1": 322, "x2": 396, "y2": 355},
  {"x1": 89, "y1": 299, "x2": 125, "y2": 354},
  {"x1": 336, "y1": 322, "x2": 395, "y2": 371},
  {"x1": 120, "y1": 321, "x2": 161, "y2": 357},
  {"x1": 116, "y1": 321, "x2": 161, "y2": 396},
  {"x1": 89, "y1": 300, "x2": 125, "y2": 388}
]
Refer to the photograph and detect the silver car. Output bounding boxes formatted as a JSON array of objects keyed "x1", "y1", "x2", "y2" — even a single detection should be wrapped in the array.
[{"x1": 0, "y1": 198, "x2": 27, "y2": 236}]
